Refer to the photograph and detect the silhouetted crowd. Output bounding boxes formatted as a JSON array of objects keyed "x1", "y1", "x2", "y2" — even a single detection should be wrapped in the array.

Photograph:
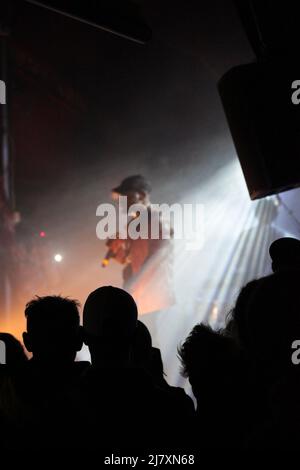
[{"x1": 0, "y1": 236, "x2": 300, "y2": 451}]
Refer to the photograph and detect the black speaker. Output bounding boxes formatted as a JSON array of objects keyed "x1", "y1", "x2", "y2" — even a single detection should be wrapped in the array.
[{"x1": 219, "y1": 60, "x2": 300, "y2": 200}]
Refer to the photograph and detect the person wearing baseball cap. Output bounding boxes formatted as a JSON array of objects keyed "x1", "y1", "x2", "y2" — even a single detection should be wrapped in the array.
[
  {"x1": 102, "y1": 174, "x2": 175, "y2": 316},
  {"x1": 269, "y1": 237, "x2": 300, "y2": 272},
  {"x1": 112, "y1": 174, "x2": 152, "y2": 200}
]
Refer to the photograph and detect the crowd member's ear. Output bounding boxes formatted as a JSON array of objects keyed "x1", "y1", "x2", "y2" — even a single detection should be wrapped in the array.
[{"x1": 23, "y1": 331, "x2": 33, "y2": 353}]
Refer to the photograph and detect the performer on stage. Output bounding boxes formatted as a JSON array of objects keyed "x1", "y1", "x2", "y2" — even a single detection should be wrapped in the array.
[{"x1": 103, "y1": 175, "x2": 175, "y2": 315}]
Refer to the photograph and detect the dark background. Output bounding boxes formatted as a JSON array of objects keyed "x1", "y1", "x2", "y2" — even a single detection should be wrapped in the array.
[{"x1": 10, "y1": 0, "x2": 253, "y2": 234}]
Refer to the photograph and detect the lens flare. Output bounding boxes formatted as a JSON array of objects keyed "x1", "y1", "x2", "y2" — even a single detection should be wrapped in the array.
[{"x1": 54, "y1": 253, "x2": 63, "y2": 263}]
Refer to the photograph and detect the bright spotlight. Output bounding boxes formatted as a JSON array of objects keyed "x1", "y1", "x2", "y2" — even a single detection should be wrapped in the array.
[{"x1": 54, "y1": 254, "x2": 63, "y2": 263}]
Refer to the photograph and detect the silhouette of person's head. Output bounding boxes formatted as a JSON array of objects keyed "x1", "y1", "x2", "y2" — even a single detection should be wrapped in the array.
[
  {"x1": 83, "y1": 286, "x2": 138, "y2": 367},
  {"x1": 179, "y1": 324, "x2": 241, "y2": 400},
  {"x1": 0, "y1": 332, "x2": 28, "y2": 366},
  {"x1": 269, "y1": 237, "x2": 300, "y2": 272},
  {"x1": 180, "y1": 325, "x2": 248, "y2": 449},
  {"x1": 23, "y1": 296, "x2": 82, "y2": 365},
  {"x1": 245, "y1": 270, "x2": 300, "y2": 380}
]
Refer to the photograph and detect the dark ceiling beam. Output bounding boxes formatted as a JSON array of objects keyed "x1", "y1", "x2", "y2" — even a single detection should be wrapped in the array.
[{"x1": 24, "y1": 0, "x2": 152, "y2": 44}]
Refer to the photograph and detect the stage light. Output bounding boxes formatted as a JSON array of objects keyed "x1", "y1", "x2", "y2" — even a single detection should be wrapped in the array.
[
  {"x1": 54, "y1": 253, "x2": 63, "y2": 263},
  {"x1": 210, "y1": 301, "x2": 219, "y2": 325},
  {"x1": 39, "y1": 231, "x2": 46, "y2": 238},
  {"x1": 273, "y1": 196, "x2": 280, "y2": 207},
  {"x1": 266, "y1": 195, "x2": 280, "y2": 207},
  {"x1": 171, "y1": 159, "x2": 284, "y2": 332}
]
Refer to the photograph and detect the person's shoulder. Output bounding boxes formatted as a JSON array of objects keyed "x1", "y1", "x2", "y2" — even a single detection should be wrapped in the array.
[
  {"x1": 0, "y1": 362, "x2": 29, "y2": 381},
  {"x1": 72, "y1": 361, "x2": 91, "y2": 377},
  {"x1": 167, "y1": 386, "x2": 195, "y2": 412}
]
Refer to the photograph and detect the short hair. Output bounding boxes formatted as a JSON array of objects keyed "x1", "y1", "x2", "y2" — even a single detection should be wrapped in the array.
[
  {"x1": 25, "y1": 295, "x2": 80, "y2": 334},
  {"x1": 83, "y1": 286, "x2": 137, "y2": 341},
  {"x1": 179, "y1": 323, "x2": 239, "y2": 379}
]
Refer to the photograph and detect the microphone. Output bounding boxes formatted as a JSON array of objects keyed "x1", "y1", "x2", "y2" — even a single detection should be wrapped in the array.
[{"x1": 101, "y1": 248, "x2": 115, "y2": 268}]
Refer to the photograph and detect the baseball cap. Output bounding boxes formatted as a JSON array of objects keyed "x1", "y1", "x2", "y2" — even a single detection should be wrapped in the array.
[
  {"x1": 112, "y1": 175, "x2": 152, "y2": 195},
  {"x1": 269, "y1": 237, "x2": 300, "y2": 272}
]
